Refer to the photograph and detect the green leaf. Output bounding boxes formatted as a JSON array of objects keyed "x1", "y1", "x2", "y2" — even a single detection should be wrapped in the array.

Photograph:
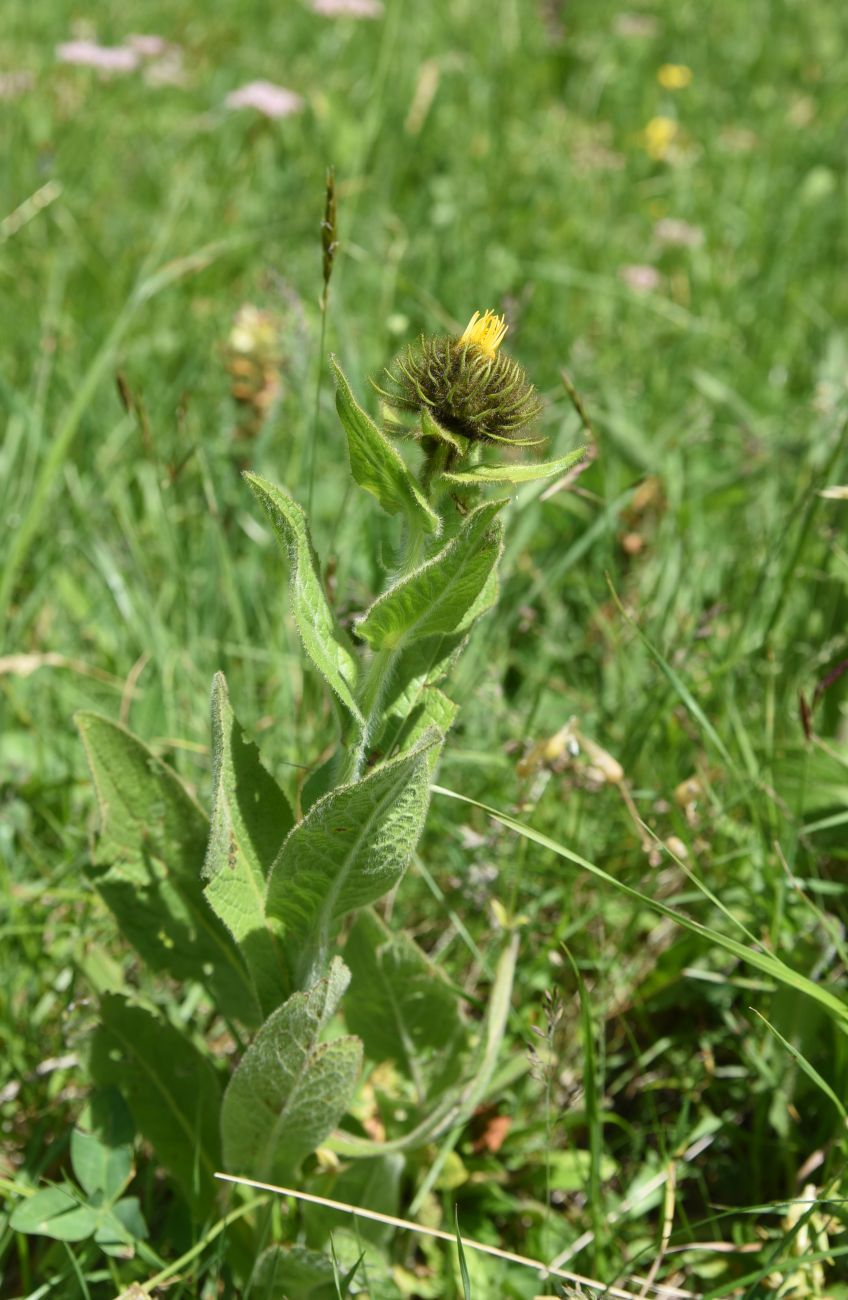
[
  {"x1": 305, "y1": 1154, "x2": 403, "y2": 1248},
  {"x1": 345, "y1": 910, "x2": 467, "y2": 1083},
  {"x1": 380, "y1": 686, "x2": 459, "y2": 773},
  {"x1": 95, "y1": 1196, "x2": 148, "y2": 1255},
  {"x1": 356, "y1": 500, "x2": 506, "y2": 651},
  {"x1": 434, "y1": 784, "x2": 848, "y2": 1033},
  {"x1": 89, "y1": 996, "x2": 223, "y2": 1217},
  {"x1": 70, "y1": 1088, "x2": 134, "y2": 1200},
  {"x1": 441, "y1": 446, "x2": 587, "y2": 485},
  {"x1": 332, "y1": 358, "x2": 439, "y2": 534},
  {"x1": 454, "y1": 1208, "x2": 472, "y2": 1300},
  {"x1": 250, "y1": 1245, "x2": 337, "y2": 1299},
  {"x1": 10, "y1": 1187, "x2": 98, "y2": 1242},
  {"x1": 381, "y1": 634, "x2": 466, "y2": 717},
  {"x1": 220, "y1": 957, "x2": 362, "y2": 1179},
  {"x1": 203, "y1": 673, "x2": 293, "y2": 1015},
  {"x1": 420, "y1": 408, "x2": 466, "y2": 454},
  {"x1": 77, "y1": 710, "x2": 207, "y2": 875},
  {"x1": 77, "y1": 712, "x2": 261, "y2": 1026},
  {"x1": 244, "y1": 474, "x2": 362, "y2": 725},
  {"x1": 265, "y1": 743, "x2": 434, "y2": 955}
]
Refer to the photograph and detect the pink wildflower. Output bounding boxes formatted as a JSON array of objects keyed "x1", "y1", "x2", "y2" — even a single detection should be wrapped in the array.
[
  {"x1": 56, "y1": 40, "x2": 139, "y2": 72},
  {"x1": 619, "y1": 264, "x2": 661, "y2": 294},
  {"x1": 654, "y1": 218, "x2": 704, "y2": 248},
  {"x1": 127, "y1": 34, "x2": 169, "y2": 58},
  {"x1": 312, "y1": 0, "x2": 384, "y2": 16},
  {"x1": 225, "y1": 80, "x2": 303, "y2": 119}
]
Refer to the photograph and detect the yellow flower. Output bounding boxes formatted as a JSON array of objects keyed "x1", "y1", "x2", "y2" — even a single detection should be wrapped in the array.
[
  {"x1": 459, "y1": 308, "x2": 508, "y2": 358},
  {"x1": 657, "y1": 63, "x2": 692, "y2": 90},
  {"x1": 643, "y1": 116, "x2": 678, "y2": 160}
]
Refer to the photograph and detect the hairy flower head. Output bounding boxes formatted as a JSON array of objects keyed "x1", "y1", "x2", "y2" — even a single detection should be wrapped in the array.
[{"x1": 378, "y1": 308, "x2": 542, "y2": 447}]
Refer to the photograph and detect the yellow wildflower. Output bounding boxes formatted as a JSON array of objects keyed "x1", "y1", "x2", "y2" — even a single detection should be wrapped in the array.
[
  {"x1": 643, "y1": 116, "x2": 678, "y2": 160},
  {"x1": 460, "y1": 308, "x2": 508, "y2": 358},
  {"x1": 378, "y1": 308, "x2": 541, "y2": 446},
  {"x1": 657, "y1": 63, "x2": 692, "y2": 90}
]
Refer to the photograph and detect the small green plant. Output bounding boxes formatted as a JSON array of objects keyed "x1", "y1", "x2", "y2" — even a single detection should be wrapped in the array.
[{"x1": 42, "y1": 314, "x2": 583, "y2": 1289}]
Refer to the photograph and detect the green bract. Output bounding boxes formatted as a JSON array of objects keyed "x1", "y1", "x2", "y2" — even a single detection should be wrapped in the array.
[{"x1": 378, "y1": 332, "x2": 543, "y2": 447}]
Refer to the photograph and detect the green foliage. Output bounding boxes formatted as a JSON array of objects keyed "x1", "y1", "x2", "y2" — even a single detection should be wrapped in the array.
[
  {"x1": 77, "y1": 711, "x2": 262, "y2": 1025},
  {"x1": 88, "y1": 996, "x2": 224, "y2": 1217},
  {"x1": 356, "y1": 500, "x2": 506, "y2": 650},
  {"x1": 332, "y1": 356, "x2": 439, "y2": 534},
  {"x1": 345, "y1": 909, "x2": 468, "y2": 1082},
  {"x1": 266, "y1": 740, "x2": 435, "y2": 979},
  {"x1": 10, "y1": 1090, "x2": 147, "y2": 1256},
  {"x1": 203, "y1": 671, "x2": 293, "y2": 1014},
  {"x1": 244, "y1": 473, "x2": 362, "y2": 725},
  {"x1": 441, "y1": 447, "x2": 588, "y2": 485},
  {"x1": 6, "y1": 0, "x2": 848, "y2": 1292},
  {"x1": 221, "y1": 958, "x2": 362, "y2": 1180},
  {"x1": 59, "y1": 359, "x2": 529, "y2": 1287}
]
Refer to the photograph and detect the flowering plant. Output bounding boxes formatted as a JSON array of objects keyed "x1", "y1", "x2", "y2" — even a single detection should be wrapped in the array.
[{"x1": 60, "y1": 314, "x2": 584, "y2": 1286}]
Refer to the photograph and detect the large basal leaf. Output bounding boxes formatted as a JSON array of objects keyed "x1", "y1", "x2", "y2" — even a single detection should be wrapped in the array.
[
  {"x1": 77, "y1": 710, "x2": 207, "y2": 874},
  {"x1": 441, "y1": 446, "x2": 587, "y2": 485},
  {"x1": 345, "y1": 909, "x2": 467, "y2": 1083},
  {"x1": 264, "y1": 742, "x2": 434, "y2": 949},
  {"x1": 203, "y1": 673, "x2": 292, "y2": 1015},
  {"x1": 332, "y1": 358, "x2": 439, "y2": 535},
  {"x1": 220, "y1": 958, "x2": 362, "y2": 1180},
  {"x1": 77, "y1": 712, "x2": 261, "y2": 1027},
  {"x1": 355, "y1": 499, "x2": 506, "y2": 651},
  {"x1": 89, "y1": 996, "x2": 223, "y2": 1218},
  {"x1": 244, "y1": 474, "x2": 362, "y2": 725}
]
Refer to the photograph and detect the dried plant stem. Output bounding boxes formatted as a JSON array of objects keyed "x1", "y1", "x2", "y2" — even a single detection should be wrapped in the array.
[{"x1": 214, "y1": 1174, "x2": 698, "y2": 1300}]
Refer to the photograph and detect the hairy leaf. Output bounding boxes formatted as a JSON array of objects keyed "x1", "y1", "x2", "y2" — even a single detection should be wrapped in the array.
[
  {"x1": 442, "y1": 446, "x2": 587, "y2": 485},
  {"x1": 203, "y1": 673, "x2": 292, "y2": 1014},
  {"x1": 345, "y1": 910, "x2": 467, "y2": 1081},
  {"x1": 333, "y1": 358, "x2": 439, "y2": 534},
  {"x1": 250, "y1": 1245, "x2": 337, "y2": 1299},
  {"x1": 378, "y1": 687, "x2": 458, "y2": 773},
  {"x1": 244, "y1": 474, "x2": 362, "y2": 724},
  {"x1": 77, "y1": 710, "x2": 207, "y2": 875},
  {"x1": 89, "y1": 996, "x2": 223, "y2": 1217},
  {"x1": 77, "y1": 712, "x2": 261, "y2": 1026},
  {"x1": 265, "y1": 743, "x2": 433, "y2": 949},
  {"x1": 220, "y1": 958, "x2": 361, "y2": 1179},
  {"x1": 356, "y1": 500, "x2": 506, "y2": 651}
]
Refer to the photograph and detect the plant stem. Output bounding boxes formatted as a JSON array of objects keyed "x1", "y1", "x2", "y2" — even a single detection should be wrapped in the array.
[
  {"x1": 306, "y1": 302, "x2": 329, "y2": 520},
  {"x1": 335, "y1": 646, "x2": 395, "y2": 785},
  {"x1": 334, "y1": 511, "x2": 428, "y2": 785}
]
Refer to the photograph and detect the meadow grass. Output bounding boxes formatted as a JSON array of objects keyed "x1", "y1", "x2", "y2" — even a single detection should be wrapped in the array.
[{"x1": 2, "y1": 0, "x2": 848, "y2": 1294}]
